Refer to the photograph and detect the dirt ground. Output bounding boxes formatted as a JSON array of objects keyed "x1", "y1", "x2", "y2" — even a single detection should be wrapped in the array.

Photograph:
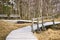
[
  {"x1": 34, "y1": 24, "x2": 60, "y2": 40},
  {"x1": 0, "y1": 20, "x2": 31, "y2": 40}
]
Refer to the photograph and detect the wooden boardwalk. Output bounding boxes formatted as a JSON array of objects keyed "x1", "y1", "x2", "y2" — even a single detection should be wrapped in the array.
[{"x1": 6, "y1": 21, "x2": 60, "y2": 40}]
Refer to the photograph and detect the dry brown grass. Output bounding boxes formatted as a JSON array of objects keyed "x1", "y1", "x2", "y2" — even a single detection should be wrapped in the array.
[
  {"x1": 0, "y1": 18, "x2": 60, "y2": 40},
  {"x1": 0, "y1": 20, "x2": 31, "y2": 40},
  {"x1": 34, "y1": 24, "x2": 60, "y2": 40},
  {"x1": 42, "y1": 18, "x2": 60, "y2": 22},
  {"x1": 55, "y1": 18, "x2": 60, "y2": 22}
]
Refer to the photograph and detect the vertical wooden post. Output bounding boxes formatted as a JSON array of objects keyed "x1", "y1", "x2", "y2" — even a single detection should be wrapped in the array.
[
  {"x1": 31, "y1": 19, "x2": 34, "y2": 33},
  {"x1": 52, "y1": 16, "x2": 55, "y2": 26},
  {"x1": 52, "y1": 9, "x2": 55, "y2": 27},
  {"x1": 41, "y1": 0, "x2": 44, "y2": 30},
  {"x1": 41, "y1": 0, "x2": 46, "y2": 30},
  {"x1": 37, "y1": 18, "x2": 40, "y2": 31},
  {"x1": 41, "y1": 15, "x2": 45, "y2": 30}
]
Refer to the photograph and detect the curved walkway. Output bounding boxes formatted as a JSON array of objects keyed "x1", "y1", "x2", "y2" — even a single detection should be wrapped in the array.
[{"x1": 6, "y1": 22, "x2": 60, "y2": 40}]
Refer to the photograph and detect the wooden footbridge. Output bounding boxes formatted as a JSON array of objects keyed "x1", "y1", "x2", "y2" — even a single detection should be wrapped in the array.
[
  {"x1": 6, "y1": 17, "x2": 60, "y2": 40},
  {"x1": 31, "y1": 15, "x2": 58, "y2": 33},
  {"x1": 4, "y1": 15, "x2": 59, "y2": 33}
]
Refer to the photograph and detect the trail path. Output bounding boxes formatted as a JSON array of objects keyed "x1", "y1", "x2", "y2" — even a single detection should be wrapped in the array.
[{"x1": 6, "y1": 22, "x2": 60, "y2": 40}]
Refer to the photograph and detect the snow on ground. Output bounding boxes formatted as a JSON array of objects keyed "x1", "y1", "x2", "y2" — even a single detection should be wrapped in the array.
[{"x1": 6, "y1": 22, "x2": 60, "y2": 40}]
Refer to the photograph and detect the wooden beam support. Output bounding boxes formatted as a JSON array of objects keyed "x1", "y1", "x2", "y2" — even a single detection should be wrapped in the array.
[{"x1": 31, "y1": 19, "x2": 34, "y2": 33}]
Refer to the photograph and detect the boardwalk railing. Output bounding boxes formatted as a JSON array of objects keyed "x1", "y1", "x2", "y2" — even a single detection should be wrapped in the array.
[{"x1": 31, "y1": 16, "x2": 55, "y2": 33}]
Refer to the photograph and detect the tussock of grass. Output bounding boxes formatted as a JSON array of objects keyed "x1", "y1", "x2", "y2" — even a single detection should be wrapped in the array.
[
  {"x1": 0, "y1": 20, "x2": 31, "y2": 40},
  {"x1": 0, "y1": 21, "x2": 14, "y2": 40},
  {"x1": 34, "y1": 24, "x2": 60, "y2": 40}
]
